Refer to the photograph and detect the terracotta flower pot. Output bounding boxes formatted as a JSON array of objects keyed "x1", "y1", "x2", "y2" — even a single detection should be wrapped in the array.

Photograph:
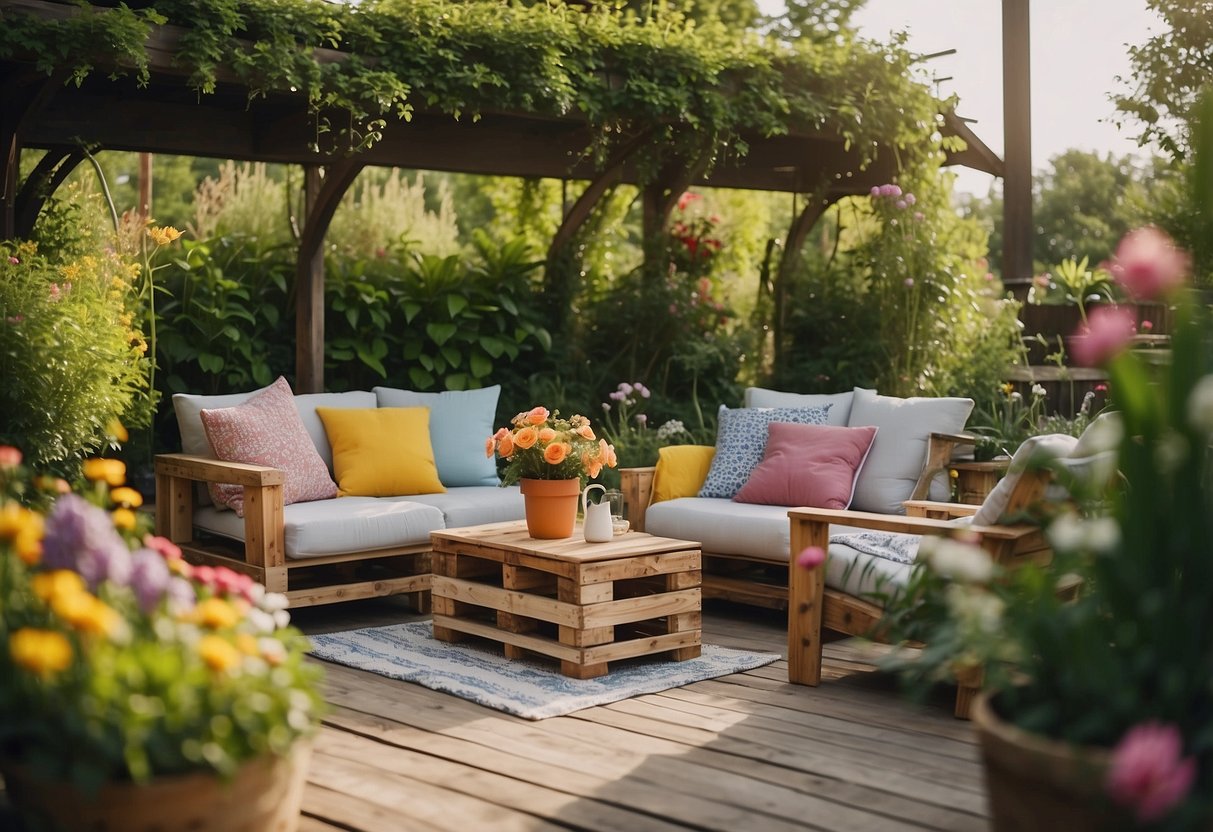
[
  {"x1": 2, "y1": 741, "x2": 313, "y2": 832},
  {"x1": 519, "y1": 478, "x2": 580, "y2": 539},
  {"x1": 972, "y1": 693, "x2": 1115, "y2": 831}
]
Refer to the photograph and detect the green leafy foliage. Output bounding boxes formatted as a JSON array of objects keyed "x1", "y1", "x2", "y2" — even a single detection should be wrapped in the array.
[{"x1": 3, "y1": 0, "x2": 945, "y2": 183}]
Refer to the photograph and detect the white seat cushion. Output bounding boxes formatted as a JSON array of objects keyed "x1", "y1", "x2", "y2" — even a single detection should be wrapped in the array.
[
  {"x1": 826, "y1": 542, "x2": 914, "y2": 599},
  {"x1": 645, "y1": 497, "x2": 846, "y2": 563},
  {"x1": 193, "y1": 497, "x2": 445, "y2": 560},
  {"x1": 388, "y1": 486, "x2": 525, "y2": 529}
]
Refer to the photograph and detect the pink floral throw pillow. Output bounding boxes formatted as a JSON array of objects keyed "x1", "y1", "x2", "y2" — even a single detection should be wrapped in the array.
[
  {"x1": 200, "y1": 376, "x2": 337, "y2": 517},
  {"x1": 732, "y1": 422, "x2": 879, "y2": 509}
]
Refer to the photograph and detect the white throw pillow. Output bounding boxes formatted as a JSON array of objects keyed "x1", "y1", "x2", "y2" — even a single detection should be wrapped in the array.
[
  {"x1": 846, "y1": 388, "x2": 974, "y2": 515},
  {"x1": 743, "y1": 387, "x2": 872, "y2": 427},
  {"x1": 971, "y1": 433, "x2": 1079, "y2": 526}
]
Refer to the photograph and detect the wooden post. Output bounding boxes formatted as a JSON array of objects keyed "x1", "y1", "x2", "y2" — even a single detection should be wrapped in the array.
[
  {"x1": 294, "y1": 160, "x2": 363, "y2": 393},
  {"x1": 138, "y1": 152, "x2": 153, "y2": 220},
  {"x1": 1002, "y1": 0, "x2": 1033, "y2": 289},
  {"x1": 296, "y1": 166, "x2": 325, "y2": 393}
]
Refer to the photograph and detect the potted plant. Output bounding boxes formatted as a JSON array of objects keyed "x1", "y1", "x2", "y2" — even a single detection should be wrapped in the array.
[
  {"x1": 873, "y1": 220, "x2": 1211, "y2": 830},
  {"x1": 487, "y1": 406, "x2": 618, "y2": 538},
  {"x1": 0, "y1": 449, "x2": 324, "y2": 831}
]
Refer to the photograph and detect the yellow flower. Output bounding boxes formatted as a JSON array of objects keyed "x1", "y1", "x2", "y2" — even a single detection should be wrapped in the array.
[
  {"x1": 0, "y1": 503, "x2": 43, "y2": 565},
  {"x1": 10, "y1": 628, "x2": 73, "y2": 677},
  {"x1": 32, "y1": 569, "x2": 86, "y2": 605},
  {"x1": 51, "y1": 591, "x2": 121, "y2": 636},
  {"x1": 235, "y1": 633, "x2": 259, "y2": 656},
  {"x1": 82, "y1": 458, "x2": 126, "y2": 487},
  {"x1": 198, "y1": 635, "x2": 241, "y2": 673},
  {"x1": 111, "y1": 507, "x2": 138, "y2": 531},
  {"x1": 109, "y1": 487, "x2": 143, "y2": 508},
  {"x1": 1001, "y1": 382, "x2": 1015, "y2": 396},
  {"x1": 147, "y1": 226, "x2": 184, "y2": 247},
  {"x1": 105, "y1": 419, "x2": 129, "y2": 443},
  {"x1": 194, "y1": 597, "x2": 240, "y2": 630}
]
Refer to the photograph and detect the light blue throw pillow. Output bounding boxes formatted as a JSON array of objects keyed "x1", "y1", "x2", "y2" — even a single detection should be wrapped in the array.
[
  {"x1": 373, "y1": 385, "x2": 501, "y2": 487},
  {"x1": 698, "y1": 404, "x2": 831, "y2": 499}
]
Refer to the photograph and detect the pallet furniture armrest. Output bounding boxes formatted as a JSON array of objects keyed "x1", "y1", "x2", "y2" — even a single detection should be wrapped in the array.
[
  {"x1": 619, "y1": 466, "x2": 656, "y2": 533},
  {"x1": 153, "y1": 453, "x2": 287, "y2": 589},
  {"x1": 909, "y1": 431, "x2": 978, "y2": 501},
  {"x1": 903, "y1": 499, "x2": 980, "y2": 519}
]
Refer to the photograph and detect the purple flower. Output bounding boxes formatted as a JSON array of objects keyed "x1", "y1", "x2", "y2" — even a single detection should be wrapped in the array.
[
  {"x1": 635, "y1": 414, "x2": 648, "y2": 426},
  {"x1": 634, "y1": 383, "x2": 651, "y2": 398},
  {"x1": 879, "y1": 184, "x2": 902, "y2": 197},
  {"x1": 165, "y1": 576, "x2": 197, "y2": 614},
  {"x1": 1107, "y1": 722, "x2": 1195, "y2": 823},
  {"x1": 895, "y1": 199, "x2": 907, "y2": 210},
  {"x1": 129, "y1": 548, "x2": 172, "y2": 613},
  {"x1": 42, "y1": 495, "x2": 132, "y2": 589},
  {"x1": 869, "y1": 185, "x2": 881, "y2": 197},
  {"x1": 609, "y1": 390, "x2": 626, "y2": 402},
  {"x1": 904, "y1": 278, "x2": 915, "y2": 287},
  {"x1": 904, "y1": 193, "x2": 916, "y2": 206}
]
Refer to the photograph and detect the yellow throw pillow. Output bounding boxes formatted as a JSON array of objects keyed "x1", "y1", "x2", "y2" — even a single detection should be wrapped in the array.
[
  {"x1": 316, "y1": 407, "x2": 446, "y2": 497},
  {"x1": 650, "y1": 445, "x2": 716, "y2": 504}
]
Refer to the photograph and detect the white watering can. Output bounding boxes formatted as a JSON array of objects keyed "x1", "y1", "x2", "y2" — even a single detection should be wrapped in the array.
[{"x1": 581, "y1": 483, "x2": 613, "y2": 543}]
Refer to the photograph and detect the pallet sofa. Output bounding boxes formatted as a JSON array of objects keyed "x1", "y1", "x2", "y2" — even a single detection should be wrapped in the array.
[
  {"x1": 155, "y1": 378, "x2": 524, "y2": 609},
  {"x1": 621, "y1": 387, "x2": 978, "y2": 609}
]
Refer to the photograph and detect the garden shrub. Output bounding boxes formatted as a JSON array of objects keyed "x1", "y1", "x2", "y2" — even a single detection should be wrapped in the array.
[{"x1": 0, "y1": 241, "x2": 150, "y2": 470}]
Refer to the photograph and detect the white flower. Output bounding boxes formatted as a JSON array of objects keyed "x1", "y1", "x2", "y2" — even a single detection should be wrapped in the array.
[
  {"x1": 260, "y1": 591, "x2": 290, "y2": 613},
  {"x1": 1031, "y1": 384, "x2": 1047, "y2": 398},
  {"x1": 1084, "y1": 517, "x2": 1122, "y2": 553},
  {"x1": 1187, "y1": 374, "x2": 1213, "y2": 434},
  {"x1": 1047, "y1": 512, "x2": 1086, "y2": 552},
  {"x1": 921, "y1": 537, "x2": 995, "y2": 584},
  {"x1": 1047, "y1": 512, "x2": 1121, "y2": 554},
  {"x1": 945, "y1": 584, "x2": 1005, "y2": 634},
  {"x1": 1155, "y1": 430, "x2": 1189, "y2": 475}
]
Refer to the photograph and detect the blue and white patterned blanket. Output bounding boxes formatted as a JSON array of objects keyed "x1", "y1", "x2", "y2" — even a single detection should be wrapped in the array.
[{"x1": 829, "y1": 531, "x2": 920, "y2": 565}]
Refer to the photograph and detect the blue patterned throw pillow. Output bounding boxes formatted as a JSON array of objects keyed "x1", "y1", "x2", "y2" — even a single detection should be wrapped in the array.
[{"x1": 698, "y1": 405, "x2": 831, "y2": 499}]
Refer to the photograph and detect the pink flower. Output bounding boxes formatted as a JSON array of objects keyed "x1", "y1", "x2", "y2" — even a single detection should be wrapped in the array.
[
  {"x1": 1110, "y1": 226, "x2": 1188, "y2": 300},
  {"x1": 869, "y1": 185, "x2": 881, "y2": 197},
  {"x1": 0, "y1": 446, "x2": 21, "y2": 469},
  {"x1": 895, "y1": 199, "x2": 907, "y2": 210},
  {"x1": 676, "y1": 191, "x2": 701, "y2": 211},
  {"x1": 1069, "y1": 306, "x2": 1137, "y2": 366},
  {"x1": 903, "y1": 278, "x2": 915, "y2": 287},
  {"x1": 1141, "y1": 319, "x2": 1154, "y2": 331},
  {"x1": 1095, "y1": 383, "x2": 1108, "y2": 393},
  {"x1": 6, "y1": 257, "x2": 17, "y2": 265},
  {"x1": 796, "y1": 546, "x2": 826, "y2": 570},
  {"x1": 1106, "y1": 722, "x2": 1195, "y2": 823},
  {"x1": 879, "y1": 183, "x2": 902, "y2": 197}
]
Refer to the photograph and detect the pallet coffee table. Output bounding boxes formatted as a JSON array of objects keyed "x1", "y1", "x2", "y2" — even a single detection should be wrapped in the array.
[{"x1": 429, "y1": 521, "x2": 702, "y2": 679}]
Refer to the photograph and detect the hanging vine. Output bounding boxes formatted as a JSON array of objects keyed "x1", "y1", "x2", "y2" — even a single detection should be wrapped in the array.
[{"x1": 0, "y1": 0, "x2": 948, "y2": 180}]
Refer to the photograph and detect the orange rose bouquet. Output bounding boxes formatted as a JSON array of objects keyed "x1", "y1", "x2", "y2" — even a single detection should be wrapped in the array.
[{"x1": 487, "y1": 406, "x2": 617, "y2": 486}]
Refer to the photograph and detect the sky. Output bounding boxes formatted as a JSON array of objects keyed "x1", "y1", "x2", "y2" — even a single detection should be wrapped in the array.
[{"x1": 762, "y1": 1, "x2": 1164, "y2": 197}]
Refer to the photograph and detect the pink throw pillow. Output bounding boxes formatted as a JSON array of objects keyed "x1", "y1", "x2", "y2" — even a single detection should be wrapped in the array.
[
  {"x1": 732, "y1": 422, "x2": 878, "y2": 509},
  {"x1": 200, "y1": 376, "x2": 337, "y2": 516}
]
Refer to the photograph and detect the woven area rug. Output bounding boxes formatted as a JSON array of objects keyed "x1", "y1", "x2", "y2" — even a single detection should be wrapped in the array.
[{"x1": 308, "y1": 621, "x2": 780, "y2": 720}]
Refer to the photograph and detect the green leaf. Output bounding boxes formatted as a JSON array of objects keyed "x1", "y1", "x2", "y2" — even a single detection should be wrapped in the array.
[
  {"x1": 440, "y1": 346, "x2": 462, "y2": 368},
  {"x1": 426, "y1": 323, "x2": 458, "y2": 345},
  {"x1": 408, "y1": 367, "x2": 434, "y2": 389},
  {"x1": 470, "y1": 352, "x2": 492, "y2": 378},
  {"x1": 446, "y1": 294, "x2": 469, "y2": 317},
  {"x1": 198, "y1": 353, "x2": 224, "y2": 373}
]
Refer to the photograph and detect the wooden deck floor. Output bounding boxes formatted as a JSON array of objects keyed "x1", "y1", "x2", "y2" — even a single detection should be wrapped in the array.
[{"x1": 289, "y1": 599, "x2": 990, "y2": 832}]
